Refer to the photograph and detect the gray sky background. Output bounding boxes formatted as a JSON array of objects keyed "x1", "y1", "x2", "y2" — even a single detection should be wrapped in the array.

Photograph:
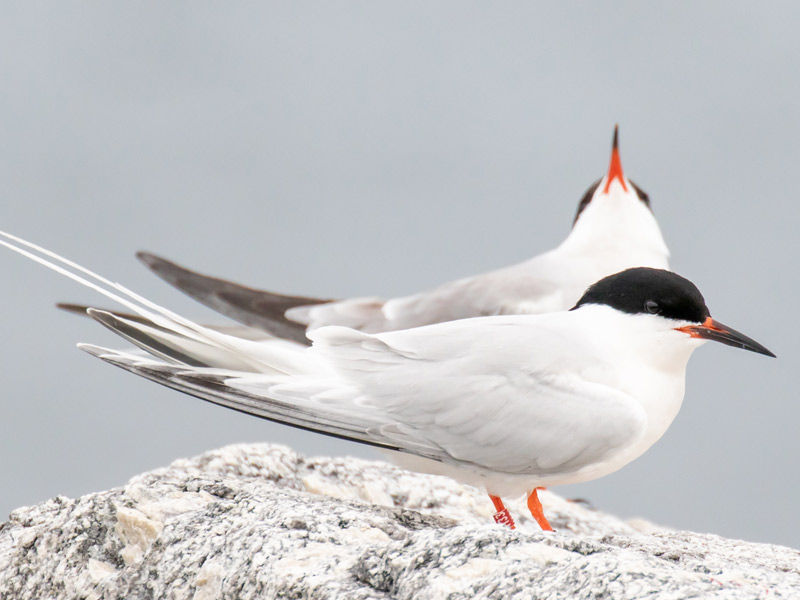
[{"x1": 1, "y1": 2, "x2": 798, "y2": 547}]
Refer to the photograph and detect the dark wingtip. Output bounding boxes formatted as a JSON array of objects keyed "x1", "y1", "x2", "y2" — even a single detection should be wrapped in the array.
[
  {"x1": 136, "y1": 251, "x2": 162, "y2": 269},
  {"x1": 77, "y1": 343, "x2": 109, "y2": 359},
  {"x1": 137, "y1": 251, "x2": 179, "y2": 277},
  {"x1": 612, "y1": 124, "x2": 619, "y2": 150},
  {"x1": 56, "y1": 302, "x2": 90, "y2": 316},
  {"x1": 85, "y1": 307, "x2": 118, "y2": 328}
]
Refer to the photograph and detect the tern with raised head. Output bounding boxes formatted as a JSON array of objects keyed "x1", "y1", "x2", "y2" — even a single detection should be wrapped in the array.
[
  {"x1": 127, "y1": 126, "x2": 669, "y2": 344},
  {"x1": 0, "y1": 232, "x2": 773, "y2": 530}
]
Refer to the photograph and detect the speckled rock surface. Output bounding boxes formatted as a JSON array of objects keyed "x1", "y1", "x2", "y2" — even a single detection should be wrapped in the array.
[{"x1": 1, "y1": 444, "x2": 798, "y2": 599}]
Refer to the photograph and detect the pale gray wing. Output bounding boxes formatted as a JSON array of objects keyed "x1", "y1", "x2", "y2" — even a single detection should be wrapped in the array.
[
  {"x1": 77, "y1": 312, "x2": 644, "y2": 478},
  {"x1": 310, "y1": 320, "x2": 648, "y2": 476},
  {"x1": 137, "y1": 252, "x2": 331, "y2": 344},
  {"x1": 294, "y1": 253, "x2": 570, "y2": 333},
  {"x1": 79, "y1": 344, "x2": 444, "y2": 459},
  {"x1": 139, "y1": 249, "x2": 570, "y2": 340}
]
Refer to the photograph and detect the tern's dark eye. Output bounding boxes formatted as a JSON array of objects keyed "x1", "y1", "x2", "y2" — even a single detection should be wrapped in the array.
[{"x1": 644, "y1": 300, "x2": 661, "y2": 315}]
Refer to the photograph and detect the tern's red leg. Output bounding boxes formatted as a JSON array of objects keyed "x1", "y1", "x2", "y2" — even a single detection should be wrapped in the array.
[
  {"x1": 488, "y1": 495, "x2": 516, "y2": 529},
  {"x1": 527, "y1": 488, "x2": 554, "y2": 531}
]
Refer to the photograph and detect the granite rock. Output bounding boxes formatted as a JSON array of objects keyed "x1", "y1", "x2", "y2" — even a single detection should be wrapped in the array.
[{"x1": 1, "y1": 443, "x2": 797, "y2": 599}]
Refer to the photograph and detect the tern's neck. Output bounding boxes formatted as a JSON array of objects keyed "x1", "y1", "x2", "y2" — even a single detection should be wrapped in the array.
[
  {"x1": 573, "y1": 305, "x2": 696, "y2": 377},
  {"x1": 572, "y1": 305, "x2": 698, "y2": 455},
  {"x1": 559, "y1": 192, "x2": 670, "y2": 267}
]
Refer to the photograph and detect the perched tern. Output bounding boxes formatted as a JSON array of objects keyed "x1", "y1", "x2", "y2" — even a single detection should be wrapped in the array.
[
  {"x1": 0, "y1": 232, "x2": 773, "y2": 530},
  {"x1": 130, "y1": 126, "x2": 670, "y2": 343}
]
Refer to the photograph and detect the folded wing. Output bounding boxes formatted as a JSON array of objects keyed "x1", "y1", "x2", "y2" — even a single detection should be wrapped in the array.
[
  {"x1": 138, "y1": 252, "x2": 331, "y2": 344},
  {"x1": 1, "y1": 231, "x2": 646, "y2": 479}
]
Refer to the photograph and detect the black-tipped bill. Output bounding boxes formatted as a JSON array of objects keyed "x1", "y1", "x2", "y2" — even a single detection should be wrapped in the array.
[
  {"x1": 604, "y1": 125, "x2": 627, "y2": 193},
  {"x1": 676, "y1": 317, "x2": 775, "y2": 357}
]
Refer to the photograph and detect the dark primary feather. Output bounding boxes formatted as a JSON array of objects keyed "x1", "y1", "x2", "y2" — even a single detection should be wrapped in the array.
[
  {"x1": 56, "y1": 303, "x2": 275, "y2": 342},
  {"x1": 78, "y1": 344, "x2": 430, "y2": 455},
  {"x1": 86, "y1": 308, "x2": 211, "y2": 367},
  {"x1": 58, "y1": 303, "x2": 154, "y2": 324},
  {"x1": 136, "y1": 252, "x2": 331, "y2": 344},
  {"x1": 60, "y1": 304, "x2": 209, "y2": 366}
]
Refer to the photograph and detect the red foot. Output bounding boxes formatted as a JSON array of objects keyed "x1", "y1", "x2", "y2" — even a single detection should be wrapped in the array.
[{"x1": 527, "y1": 487, "x2": 554, "y2": 531}]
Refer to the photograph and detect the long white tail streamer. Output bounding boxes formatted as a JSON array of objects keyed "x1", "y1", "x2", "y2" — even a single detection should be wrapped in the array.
[{"x1": 0, "y1": 231, "x2": 309, "y2": 374}]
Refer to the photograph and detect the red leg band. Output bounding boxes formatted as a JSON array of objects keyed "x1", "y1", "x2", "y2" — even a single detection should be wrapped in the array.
[{"x1": 488, "y1": 494, "x2": 516, "y2": 529}]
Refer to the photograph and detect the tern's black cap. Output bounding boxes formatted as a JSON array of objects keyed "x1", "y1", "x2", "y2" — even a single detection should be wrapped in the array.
[{"x1": 573, "y1": 267, "x2": 710, "y2": 324}]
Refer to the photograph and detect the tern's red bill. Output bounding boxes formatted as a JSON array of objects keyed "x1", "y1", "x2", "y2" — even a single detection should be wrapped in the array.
[{"x1": 603, "y1": 124, "x2": 628, "y2": 194}]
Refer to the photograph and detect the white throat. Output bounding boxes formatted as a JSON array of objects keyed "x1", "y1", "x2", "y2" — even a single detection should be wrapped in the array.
[
  {"x1": 560, "y1": 177, "x2": 670, "y2": 270},
  {"x1": 575, "y1": 305, "x2": 702, "y2": 464}
]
